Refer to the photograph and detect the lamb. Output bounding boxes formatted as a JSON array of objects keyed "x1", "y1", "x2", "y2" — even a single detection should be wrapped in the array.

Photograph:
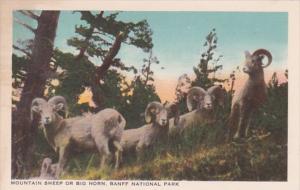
[
  {"x1": 168, "y1": 85, "x2": 226, "y2": 133},
  {"x1": 227, "y1": 49, "x2": 272, "y2": 141},
  {"x1": 30, "y1": 96, "x2": 126, "y2": 177},
  {"x1": 36, "y1": 158, "x2": 58, "y2": 179},
  {"x1": 114, "y1": 101, "x2": 179, "y2": 168},
  {"x1": 29, "y1": 158, "x2": 58, "y2": 179}
]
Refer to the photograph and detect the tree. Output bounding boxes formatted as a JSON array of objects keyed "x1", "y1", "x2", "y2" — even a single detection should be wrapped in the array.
[
  {"x1": 12, "y1": 11, "x2": 60, "y2": 178},
  {"x1": 124, "y1": 52, "x2": 161, "y2": 128},
  {"x1": 176, "y1": 29, "x2": 226, "y2": 114},
  {"x1": 192, "y1": 29, "x2": 225, "y2": 89},
  {"x1": 66, "y1": 11, "x2": 153, "y2": 111}
]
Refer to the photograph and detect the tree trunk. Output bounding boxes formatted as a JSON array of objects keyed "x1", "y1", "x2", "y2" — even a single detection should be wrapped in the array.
[
  {"x1": 90, "y1": 32, "x2": 124, "y2": 110},
  {"x1": 11, "y1": 11, "x2": 60, "y2": 178}
]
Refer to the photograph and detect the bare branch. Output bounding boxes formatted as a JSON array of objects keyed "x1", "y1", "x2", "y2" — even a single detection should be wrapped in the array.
[
  {"x1": 13, "y1": 45, "x2": 32, "y2": 57},
  {"x1": 14, "y1": 18, "x2": 36, "y2": 33},
  {"x1": 18, "y1": 10, "x2": 39, "y2": 20}
]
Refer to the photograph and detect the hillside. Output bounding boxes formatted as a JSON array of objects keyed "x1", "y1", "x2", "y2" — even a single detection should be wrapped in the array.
[{"x1": 62, "y1": 123, "x2": 287, "y2": 181}]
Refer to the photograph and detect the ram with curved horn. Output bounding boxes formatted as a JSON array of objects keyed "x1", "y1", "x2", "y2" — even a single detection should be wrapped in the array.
[
  {"x1": 113, "y1": 101, "x2": 180, "y2": 168},
  {"x1": 227, "y1": 49, "x2": 272, "y2": 141},
  {"x1": 169, "y1": 85, "x2": 226, "y2": 133},
  {"x1": 30, "y1": 95, "x2": 126, "y2": 178}
]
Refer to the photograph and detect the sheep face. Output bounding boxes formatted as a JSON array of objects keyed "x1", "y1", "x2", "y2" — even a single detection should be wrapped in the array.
[
  {"x1": 187, "y1": 86, "x2": 225, "y2": 112},
  {"x1": 145, "y1": 101, "x2": 171, "y2": 127},
  {"x1": 202, "y1": 94, "x2": 214, "y2": 111},
  {"x1": 156, "y1": 108, "x2": 168, "y2": 126},
  {"x1": 243, "y1": 51, "x2": 263, "y2": 74},
  {"x1": 32, "y1": 103, "x2": 63, "y2": 126},
  {"x1": 31, "y1": 96, "x2": 67, "y2": 127},
  {"x1": 243, "y1": 49, "x2": 273, "y2": 75}
]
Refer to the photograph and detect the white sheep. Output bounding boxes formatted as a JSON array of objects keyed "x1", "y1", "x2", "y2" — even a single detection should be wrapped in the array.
[
  {"x1": 30, "y1": 96, "x2": 126, "y2": 177},
  {"x1": 114, "y1": 101, "x2": 179, "y2": 168},
  {"x1": 30, "y1": 158, "x2": 58, "y2": 180},
  {"x1": 169, "y1": 85, "x2": 226, "y2": 133},
  {"x1": 227, "y1": 49, "x2": 272, "y2": 141}
]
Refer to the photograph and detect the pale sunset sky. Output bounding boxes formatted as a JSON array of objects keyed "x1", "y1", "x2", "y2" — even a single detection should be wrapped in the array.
[{"x1": 13, "y1": 11, "x2": 288, "y2": 103}]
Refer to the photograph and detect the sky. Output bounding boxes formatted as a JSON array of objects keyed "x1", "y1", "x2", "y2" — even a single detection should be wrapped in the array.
[{"x1": 13, "y1": 11, "x2": 288, "y2": 102}]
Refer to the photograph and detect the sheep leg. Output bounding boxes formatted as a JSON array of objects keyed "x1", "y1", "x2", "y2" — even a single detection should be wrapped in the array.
[
  {"x1": 95, "y1": 138, "x2": 111, "y2": 169},
  {"x1": 136, "y1": 141, "x2": 148, "y2": 162},
  {"x1": 234, "y1": 107, "x2": 250, "y2": 140},
  {"x1": 114, "y1": 150, "x2": 121, "y2": 169},
  {"x1": 227, "y1": 104, "x2": 240, "y2": 140},
  {"x1": 244, "y1": 111, "x2": 253, "y2": 137},
  {"x1": 136, "y1": 146, "x2": 143, "y2": 162},
  {"x1": 113, "y1": 141, "x2": 123, "y2": 169},
  {"x1": 55, "y1": 146, "x2": 68, "y2": 178}
]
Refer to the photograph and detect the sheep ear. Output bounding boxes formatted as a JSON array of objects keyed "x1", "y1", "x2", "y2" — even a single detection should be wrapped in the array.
[
  {"x1": 48, "y1": 96, "x2": 68, "y2": 118},
  {"x1": 54, "y1": 103, "x2": 64, "y2": 112},
  {"x1": 187, "y1": 96, "x2": 199, "y2": 112},
  {"x1": 31, "y1": 105, "x2": 40, "y2": 113},
  {"x1": 145, "y1": 107, "x2": 156, "y2": 123},
  {"x1": 31, "y1": 106, "x2": 40, "y2": 121}
]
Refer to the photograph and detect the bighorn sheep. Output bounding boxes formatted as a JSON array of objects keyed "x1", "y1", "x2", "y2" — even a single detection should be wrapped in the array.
[
  {"x1": 228, "y1": 49, "x2": 272, "y2": 141},
  {"x1": 36, "y1": 158, "x2": 58, "y2": 179},
  {"x1": 31, "y1": 96, "x2": 126, "y2": 177},
  {"x1": 30, "y1": 158, "x2": 58, "y2": 179},
  {"x1": 169, "y1": 85, "x2": 226, "y2": 133},
  {"x1": 114, "y1": 101, "x2": 179, "y2": 168}
]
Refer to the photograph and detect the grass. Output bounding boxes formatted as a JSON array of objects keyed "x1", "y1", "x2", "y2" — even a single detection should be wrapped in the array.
[{"x1": 60, "y1": 119, "x2": 287, "y2": 181}]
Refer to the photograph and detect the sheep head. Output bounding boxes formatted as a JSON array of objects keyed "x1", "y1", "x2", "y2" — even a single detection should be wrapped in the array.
[
  {"x1": 187, "y1": 85, "x2": 226, "y2": 112},
  {"x1": 31, "y1": 96, "x2": 67, "y2": 127},
  {"x1": 243, "y1": 49, "x2": 272, "y2": 74},
  {"x1": 104, "y1": 113, "x2": 126, "y2": 141},
  {"x1": 145, "y1": 101, "x2": 179, "y2": 127},
  {"x1": 40, "y1": 158, "x2": 57, "y2": 178}
]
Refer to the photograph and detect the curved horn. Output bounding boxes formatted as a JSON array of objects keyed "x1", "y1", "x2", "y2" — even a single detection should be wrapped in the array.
[
  {"x1": 186, "y1": 87, "x2": 206, "y2": 112},
  {"x1": 48, "y1": 96, "x2": 68, "y2": 118},
  {"x1": 145, "y1": 101, "x2": 162, "y2": 123},
  {"x1": 31, "y1": 98, "x2": 46, "y2": 121},
  {"x1": 252, "y1": 49, "x2": 272, "y2": 68},
  {"x1": 207, "y1": 85, "x2": 227, "y2": 107}
]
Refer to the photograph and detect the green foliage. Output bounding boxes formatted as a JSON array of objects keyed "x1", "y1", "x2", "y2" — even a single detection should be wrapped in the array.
[
  {"x1": 252, "y1": 72, "x2": 288, "y2": 144},
  {"x1": 46, "y1": 50, "x2": 96, "y2": 115},
  {"x1": 68, "y1": 11, "x2": 153, "y2": 60},
  {"x1": 192, "y1": 29, "x2": 225, "y2": 89},
  {"x1": 175, "y1": 29, "x2": 228, "y2": 115},
  {"x1": 124, "y1": 77, "x2": 161, "y2": 128}
]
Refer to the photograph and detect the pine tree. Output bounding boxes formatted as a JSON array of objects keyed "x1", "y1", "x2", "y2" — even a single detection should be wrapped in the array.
[{"x1": 192, "y1": 29, "x2": 225, "y2": 89}]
